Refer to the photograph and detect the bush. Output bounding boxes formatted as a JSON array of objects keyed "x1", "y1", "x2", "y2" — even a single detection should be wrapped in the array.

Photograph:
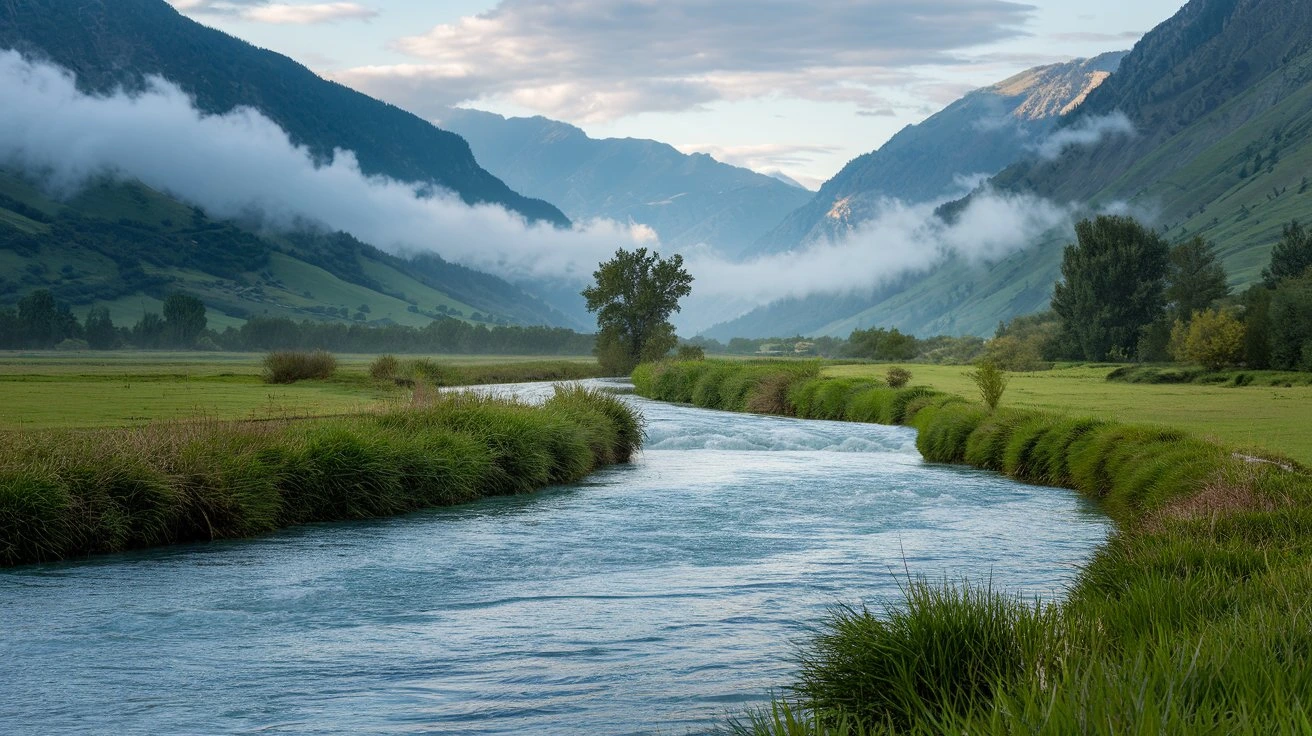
[
  {"x1": 885, "y1": 366, "x2": 912, "y2": 388},
  {"x1": 369, "y1": 354, "x2": 400, "y2": 381},
  {"x1": 966, "y1": 360, "x2": 1009, "y2": 411},
  {"x1": 677, "y1": 345, "x2": 706, "y2": 361},
  {"x1": 1172, "y1": 310, "x2": 1245, "y2": 370},
  {"x1": 263, "y1": 350, "x2": 336, "y2": 384}
]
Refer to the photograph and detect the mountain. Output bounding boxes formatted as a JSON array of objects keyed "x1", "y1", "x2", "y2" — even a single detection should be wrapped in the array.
[
  {"x1": 0, "y1": 0, "x2": 569, "y2": 227},
  {"x1": 0, "y1": 168, "x2": 581, "y2": 330},
  {"x1": 437, "y1": 108, "x2": 812, "y2": 258},
  {"x1": 750, "y1": 53, "x2": 1127, "y2": 255},
  {"x1": 714, "y1": 0, "x2": 1312, "y2": 340}
]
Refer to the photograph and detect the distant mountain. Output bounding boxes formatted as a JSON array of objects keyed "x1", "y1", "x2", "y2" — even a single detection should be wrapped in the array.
[
  {"x1": 0, "y1": 168, "x2": 581, "y2": 330},
  {"x1": 0, "y1": 0, "x2": 569, "y2": 227},
  {"x1": 750, "y1": 53, "x2": 1127, "y2": 254},
  {"x1": 713, "y1": 0, "x2": 1312, "y2": 340},
  {"x1": 438, "y1": 108, "x2": 812, "y2": 258}
]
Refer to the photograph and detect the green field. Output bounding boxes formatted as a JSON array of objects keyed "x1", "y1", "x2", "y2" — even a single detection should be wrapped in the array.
[
  {"x1": 823, "y1": 362, "x2": 1312, "y2": 465},
  {"x1": 0, "y1": 351, "x2": 599, "y2": 429}
]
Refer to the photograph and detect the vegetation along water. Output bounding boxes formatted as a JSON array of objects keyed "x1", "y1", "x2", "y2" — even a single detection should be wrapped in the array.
[{"x1": 634, "y1": 359, "x2": 1312, "y2": 732}]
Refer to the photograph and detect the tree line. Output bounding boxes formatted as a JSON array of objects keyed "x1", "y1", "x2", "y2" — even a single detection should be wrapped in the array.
[{"x1": 0, "y1": 291, "x2": 596, "y2": 355}]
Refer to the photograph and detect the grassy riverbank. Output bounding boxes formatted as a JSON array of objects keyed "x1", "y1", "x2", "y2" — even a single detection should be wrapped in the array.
[
  {"x1": 0, "y1": 351, "x2": 606, "y2": 429},
  {"x1": 822, "y1": 362, "x2": 1312, "y2": 465},
  {"x1": 0, "y1": 384, "x2": 641, "y2": 567},
  {"x1": 635, "y1": 360, "x2": 1312, "y2": 733}
]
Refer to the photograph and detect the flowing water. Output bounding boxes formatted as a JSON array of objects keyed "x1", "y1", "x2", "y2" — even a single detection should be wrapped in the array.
[{"x1": 0, "y1": 381, "x2": 1110, "y2": 735}]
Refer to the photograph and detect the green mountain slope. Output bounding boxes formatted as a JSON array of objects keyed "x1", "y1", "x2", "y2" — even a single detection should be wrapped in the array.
[
  {"x1": 750, "y1": 53, "x2": 1126, "y2": 255},
  {"x1": 438, "y1": 108, "x2": 812, "y2": 258},
  {"x1": 0, "y1": 0, "x2": 568, "y2": 227},
  {"x1": 0, "y1": 170, "x2": 581, "y2": 329},
  {"x1": 712, "y1": 0, "x2": 1312, "y2": 339}
]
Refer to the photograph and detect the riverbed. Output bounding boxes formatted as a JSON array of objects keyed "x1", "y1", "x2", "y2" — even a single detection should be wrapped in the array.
[{"x1": 0, "y1": 380, "x2": 1109, "y2": 735}]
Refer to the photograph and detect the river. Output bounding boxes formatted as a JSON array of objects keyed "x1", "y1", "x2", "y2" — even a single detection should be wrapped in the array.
[{"x1": 0, "y1": 380, "x2": 1109, "y2": 735}]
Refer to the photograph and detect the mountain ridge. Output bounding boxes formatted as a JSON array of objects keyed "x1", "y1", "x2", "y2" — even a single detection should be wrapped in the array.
[{"x1": 437, "y1": 107, "x2": 813, "y2": 258}]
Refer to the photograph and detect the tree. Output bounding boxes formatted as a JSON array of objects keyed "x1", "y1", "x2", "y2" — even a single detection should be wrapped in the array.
[
  {"x1": 84, "y1": 308, "x2": 118, "y2": 350},
  {"x1": 966, "y1": 360, "x2": 1009, "y2": 411},
  {"x1": 1240, "y1": 286, "x2": 1273, "y2": 369},
  {"x1": 162, "y1": 292, "x2": 207, "y2": 347},
  {"x1": 582, "y1": 248, "x2": 693, "y2": 374},
  {"x1": 1167, "y1": 237, "x2": 1230, "y2": 320},
  {"x1": 1269, "y1": 275, "x2": 1312, "y2": 371},
  {"x1": 132, "y1": 312, "x2": 167, "y2": 349},
  {"x1": 1172, "y1": 309, "x2": 1245, "y2": 370},
  {"x1": 1051, "y1": 216, "x2": 1171, "y2": 361},
  {"x1": 846, "y1": 327, "x2": 920, "y2": 361},
  {"x1": 1262, "y1": 220, "x2": 1312, "y2": 287},
  {"x1": 17, "y1": 289, "x2": 80, "y2": 348}
]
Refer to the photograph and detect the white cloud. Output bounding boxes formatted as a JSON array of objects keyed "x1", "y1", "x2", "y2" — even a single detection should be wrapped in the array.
[
  {"x1": 1034, "y1": 112, "x2": 1135, "y2": 160},
  {"x1": 170, "y1": 1, "x2": 378, "y2": 24},
  {"x1": 332, "y1": 0, "x2": 1036, "y2": 122},
  {"x1": 674, "y1": 142, "x2": 843, "y2": 177},
  {"x1": 1, "y1": 51, "x2": 1078, "y2": 334}
]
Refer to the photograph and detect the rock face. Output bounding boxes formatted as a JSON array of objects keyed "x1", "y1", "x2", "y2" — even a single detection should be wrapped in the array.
[
  {"x1": 749, "y1": 53, "x2": 1127, "y2": 255},
  {"x1": 438, "y1": 108, "x2": 812, "y2": 259}
]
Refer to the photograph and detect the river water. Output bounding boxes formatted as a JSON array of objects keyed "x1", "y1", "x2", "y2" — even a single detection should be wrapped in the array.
[{"x1": 0, "y1": 380, "x2": 1109, "y2": 735}]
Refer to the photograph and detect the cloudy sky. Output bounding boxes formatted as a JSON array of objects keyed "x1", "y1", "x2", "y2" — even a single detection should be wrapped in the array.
[{"x1": 169, "y1": 0, "x2": 1186, "y2": 188}]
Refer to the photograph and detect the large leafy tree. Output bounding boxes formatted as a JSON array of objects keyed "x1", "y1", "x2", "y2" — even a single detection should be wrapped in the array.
[
  {"x1": 582, "y1": 248, "x2": 693, "y2": 374},
  {"x1": 162, "y1": 292, "x2": 207, "y2": 347},
  {"x1": 1051, "y1": 216, "x2": 1170, "y2": 361},
  {"x1": 1167, "y1": 236, "x2": 1230, "y2": 320},
  {"x1": 1262, "y1": 220, "x2": 1312, "y2": 287},
  {"x1": 16, "y1": 289, "x2": 80, "y2": 348}
]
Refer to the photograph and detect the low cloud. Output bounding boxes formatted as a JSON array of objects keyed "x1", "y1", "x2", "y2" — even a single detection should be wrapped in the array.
[
  {"x1": 0, "y1": 51, "x2": 643, "y2": 283},
  {"x1": 1034, "y1": 112, "x2": 1135, "y2": 160},
  {"x1": 170, "y1": 1, "x2": 377, "y2": 24},
  {"x1": 2, "y1": 51, "x2": 1080, "y2": 334},
  {"x1": 333, "y1": 0, "x2": 1036, "y2": 122},
  {"x1": 684, "y1": 189, "x2": 1071, "y2": 308}
]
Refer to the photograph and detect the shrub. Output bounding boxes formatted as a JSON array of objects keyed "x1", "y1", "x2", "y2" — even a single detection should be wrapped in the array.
[
  {"x1": 410, "y1": 358, "x2": 464, "y2": 386},
  {"x1": 677, "y1": 345, "x2": 706, "y2": 361},
  {"x1": 263, "y1": 350, "x2": 336, "y2": 384},
  {"x1": 966, "y1": 360, "x2": 1009, "y2": 411},
  {"x1": 1174, "y1": 309, "x2": 1246, "y2": 370},
  {"x1": 369, "y1": 354, "x2": 400, "y2": 381},
  {"x1": 885, "y1": 366, "x2": 912, "y2": 388}
]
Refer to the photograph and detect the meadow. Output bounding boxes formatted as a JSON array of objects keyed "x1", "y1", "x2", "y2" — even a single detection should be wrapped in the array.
[
  {"x1": 0, "y1": 351, "x2": 601, "y2": 429},
  {"x1": 824, "y1": 362, "x2": 1312, "y2": 465},
  {"x1": 635, "y1": 359, "x2": 1312, "y2": 734}
]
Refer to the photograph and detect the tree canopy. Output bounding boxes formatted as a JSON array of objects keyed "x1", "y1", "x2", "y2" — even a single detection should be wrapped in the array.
[
  {"x1": 1263, "y1": 220, "x2": 1312, "y2": 287},
  {"x1": 582, "y1": 248, "x2": 693, "y2": 374},
  {"x1": 1051, "y1": 216, "x2": 1171, "y2": 361},
  {"x1": 1167, "y1": 236, "x2": 1230, "y2": 320}
]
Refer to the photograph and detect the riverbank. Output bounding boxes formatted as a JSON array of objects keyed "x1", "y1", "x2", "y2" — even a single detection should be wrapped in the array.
[
  {"x1": 822, "y1": 362, "x2": 1312, "y2": 465},
  {"x1": 634, "y1": 360, "x2": 1312, "y2": 732},
  {"x1": 0, "y1": 385, "x2": 642, "y2": 567}
]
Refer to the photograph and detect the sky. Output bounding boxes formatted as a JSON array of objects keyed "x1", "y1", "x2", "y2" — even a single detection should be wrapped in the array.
[{"x1": 171, "y1": 0, "x2": 1187, "y2": 189}]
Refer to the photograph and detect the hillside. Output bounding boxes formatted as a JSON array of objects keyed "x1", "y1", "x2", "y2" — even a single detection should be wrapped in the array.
[
  {"x1": 714, "y1": 0, "x2": 1312, "y2": 340},
  {"x1": 0, "y1": 169, "x2": 581, "y2": 330},
  {"x1": 0, "y1": 0, "x2": 568, "y2": 227},
  {"x1": 438, "y1": 108, "x2": 812, "y2": 257},
  {"x1": 751, "y1": 53, "x2": 1126, "y2": 254}
]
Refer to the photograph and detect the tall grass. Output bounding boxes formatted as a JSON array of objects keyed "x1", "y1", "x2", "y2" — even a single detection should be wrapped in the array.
[
  {"x1": 263, "y1": 350, "x2": 337, "y2": 384},
  {"x1": 0, "y1": 386, "x2": 642, "y2": 566},
  {"x1": 632, "y1": 360, "x2": 1312, "y2": 733}
]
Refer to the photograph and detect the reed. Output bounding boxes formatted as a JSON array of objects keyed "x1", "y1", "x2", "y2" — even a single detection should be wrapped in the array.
[
  {"x1": 632, "y1": 360, "x2": 1312, "y2": 734},
  {"x1": 0, "y1": 386, "x2": 642, "y2": 567}
]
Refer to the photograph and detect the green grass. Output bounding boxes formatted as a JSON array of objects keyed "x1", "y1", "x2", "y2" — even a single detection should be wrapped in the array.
[
  {"x1": 823, "y1": 362, "x2": 1312, "y2": 466},
  {"x1": 635, "y1": 360, "x2": 1312, "y2": 734},
  {"x1": 0, "y1": 352, "x2": 602, "y2": 429},
  {"x1": 0, "y1": 385, "x2": 640, "y2": 566}
]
